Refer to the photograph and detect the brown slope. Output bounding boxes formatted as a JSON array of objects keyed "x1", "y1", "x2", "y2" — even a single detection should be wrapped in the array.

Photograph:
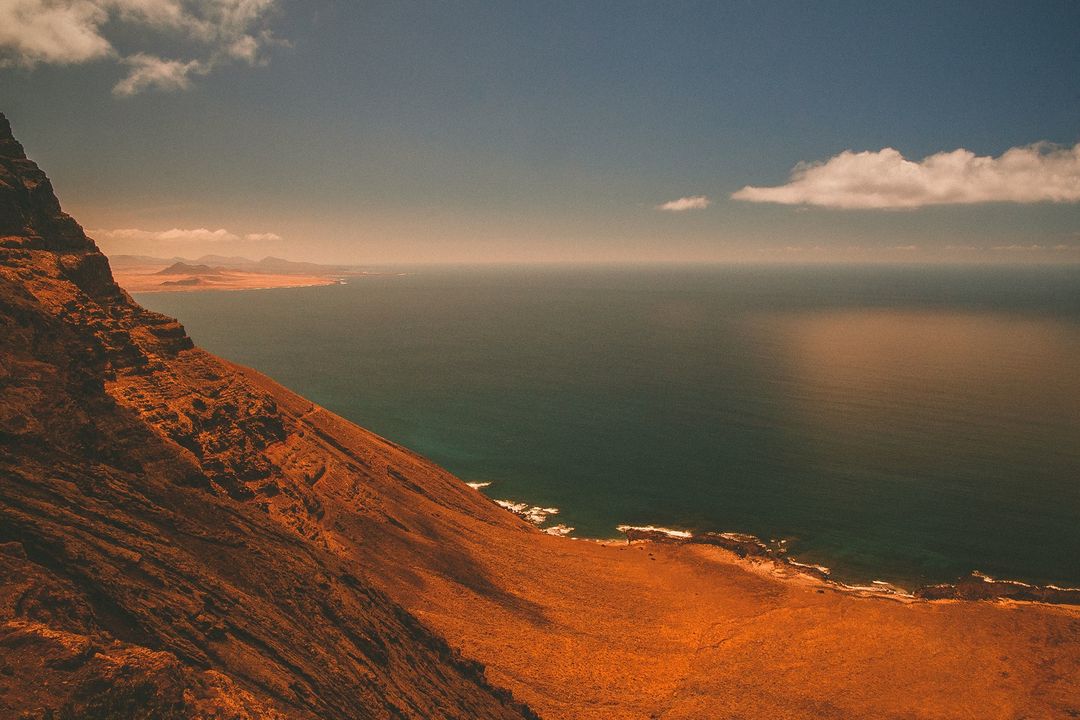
[
  {"x1": 3, "y1": 111, "x2": 1079, "y2": 720},
  {"x1": 0, "y1": 112, "x2": 535, "y2": 720},
  {"x1": 206, "y1": 362, "x2": 1080, "y2": 720}
]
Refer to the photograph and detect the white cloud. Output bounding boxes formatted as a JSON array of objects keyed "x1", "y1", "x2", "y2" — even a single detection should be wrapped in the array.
[
  {"x1": 733, "y1": 143, "x2": 1080, "y2": 209},
  {"x1": 94, "y1": 227, "x2": 283, "y2": 242},
  {"x1": 91, "y1": 225, "x2": 285, "y2": 258},
  {"x1": 112, "y1": 53, "x2": 205, "y2": 95},
  {"x1": 0, "y1": 0, "x2": 282, "y2": 93},
  {"x1": 158, "y1": 227, "x2": 239, "y2": 242},
  {"x1": 94, "y1": 227, "x2": 240, "y2": 242},
  {"x1": 657, "y1": 195, "x2": 711, "y2": 212},
  {"x1": 991, "y1": 244, "x2": 1045, "y2": 252},
  {"x1": 0, "y1": 0, "x2": 113, "y2": 65}
]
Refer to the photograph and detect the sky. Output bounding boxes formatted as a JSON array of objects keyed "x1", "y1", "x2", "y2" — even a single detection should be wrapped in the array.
[{"x1": 1, "y1": 0, "x2": 1079, "y2": 264}]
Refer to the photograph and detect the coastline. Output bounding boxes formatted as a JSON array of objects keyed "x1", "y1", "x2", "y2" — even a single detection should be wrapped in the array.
[
  {"x1": 611, "y1": 525, "x2": 1080, "y2": 606},
  {"x1": 479, "y1": 485, "x2": 1080, "y2": 607},
  {"x1": 113, "y1": 267, "x2": 342, "y2": 293}
]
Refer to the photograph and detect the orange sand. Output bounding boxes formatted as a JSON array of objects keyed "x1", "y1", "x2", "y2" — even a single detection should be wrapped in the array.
[{"x1": 113, "y1": 264, "x2": 339, "y2": 293}]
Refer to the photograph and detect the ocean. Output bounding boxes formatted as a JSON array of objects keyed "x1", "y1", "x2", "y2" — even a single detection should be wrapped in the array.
[{"x1": 135, "y1": 264, "x2": 1080, "y2": 588}]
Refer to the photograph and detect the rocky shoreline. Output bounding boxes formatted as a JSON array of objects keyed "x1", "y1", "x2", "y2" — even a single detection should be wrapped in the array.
[
  {"x1": 615, "y1": 525, "x2": 1080, "y2": 606},
  {"x1": 476, "y1": 483, "x2": 1080, "y2": 607}
]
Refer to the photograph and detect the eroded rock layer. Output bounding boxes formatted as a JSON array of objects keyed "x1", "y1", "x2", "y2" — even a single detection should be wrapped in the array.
[{"x1": 0, "y1": 112, "x2": 535, "y2": 720}]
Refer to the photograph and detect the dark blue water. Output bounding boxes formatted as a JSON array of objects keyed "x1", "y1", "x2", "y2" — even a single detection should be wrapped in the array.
[{"x1": 136, "y1": 264, "x2": 1080, "y2": 588}]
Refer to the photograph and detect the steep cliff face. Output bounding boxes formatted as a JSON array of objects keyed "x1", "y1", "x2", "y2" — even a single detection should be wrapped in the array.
[{"x1": 0, "y1": 113, "x2": 536, "y2": 719}]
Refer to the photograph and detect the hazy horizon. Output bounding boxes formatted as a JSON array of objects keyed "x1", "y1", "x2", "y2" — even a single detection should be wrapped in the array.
[{"x1": 105, "y1": 251, "x2": 1080, "y2": 268}]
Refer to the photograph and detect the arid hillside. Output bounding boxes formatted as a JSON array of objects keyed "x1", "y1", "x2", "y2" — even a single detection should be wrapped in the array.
[
  {"x1": 1, "y1": 111, "x2": 1078, "y2": 720},
  {"x1": 0, "y1": 112, "x2": 535, "y2": 719}
]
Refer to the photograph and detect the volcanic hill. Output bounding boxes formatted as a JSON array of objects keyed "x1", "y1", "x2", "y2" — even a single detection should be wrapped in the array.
[
  {"x1": 0, "y1": 112, "x2": 535, "y2": 719},
  {"x1": 1, "y1": 112, "x2": 1078, "y2": 719},
  {"x1": 155, "y1": 262, "x2": 223, "y2": 276}
]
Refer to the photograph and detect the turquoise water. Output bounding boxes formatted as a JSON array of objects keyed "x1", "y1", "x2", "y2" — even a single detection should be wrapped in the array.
[{"x1": 136, "y1": 265, "x2": 1080, "y2": 588}]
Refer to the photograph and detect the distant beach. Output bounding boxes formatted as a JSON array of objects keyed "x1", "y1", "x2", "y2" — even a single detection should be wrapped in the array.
[
  {"x1": 105, "y1": 254, "x2": 393, "y2": 294},
  {"x1": 114, "y1": 264, "x2": 341, "y2": 293}
]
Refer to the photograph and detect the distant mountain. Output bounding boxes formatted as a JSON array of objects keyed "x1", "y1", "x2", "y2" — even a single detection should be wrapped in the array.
[
  {"x1": 155, "y1": 262, "x2": 223, "y2": 276},
  {"x1": 190, "y1": 254, "x2": 255, "y2": 266},
  {"x1": 110, "y1": 253, "x2": 360, "y2": 275},
  {"x1": 252, "y1": 256, "x2": 356, "y2": 274},
  {"x1": 192, "y1": 255, "x2": 359, "y2": 275},
  {"x1": 108, "y1": 254, "x2": 187, "y2": 267}
]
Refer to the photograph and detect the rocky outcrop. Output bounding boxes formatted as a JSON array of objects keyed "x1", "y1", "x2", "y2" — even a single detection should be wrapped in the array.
[
  {"x1": 0, "y1": 112, "x2": 535, "y2": 719},
  {"x1": 915, "y1": 572, "x2": 1080, "y2": 604},
  {"x1": 618, "y1": 527, "x2": 1080, "y2": 600}
]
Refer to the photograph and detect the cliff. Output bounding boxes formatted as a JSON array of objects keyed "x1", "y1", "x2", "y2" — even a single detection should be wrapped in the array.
[
  {"x1": 0, "y1": 112, "x2": 535, "y2": 719},
  {"x1": 2, "y1": 112, "x2": 1078, "y2": 720}
]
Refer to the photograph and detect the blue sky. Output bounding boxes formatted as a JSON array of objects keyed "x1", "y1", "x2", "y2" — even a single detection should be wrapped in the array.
[{"x1": 2, "y1": 1, "x2": 1078, "y2": 263}]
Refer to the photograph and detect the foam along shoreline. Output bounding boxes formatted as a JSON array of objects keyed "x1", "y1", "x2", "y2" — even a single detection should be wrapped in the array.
[
  {"x1": 615, "y1": 525, "x2": 1080, "y2": 606},
  {"x1": 615, "y1": 524, "x2": 693, "y2": 540},
  {"x1": 917, "y1": 571, "x2": 1080, "y2": 604},
  {"x1": 494, "y1": 500, "x2": 574, "y2": 536},
  {"x1": 464, "y1": 482, "x2": 574, "y2": 535},
  {"x1": 470, "y1": 480, "x2": 1080, "y2": 605}
]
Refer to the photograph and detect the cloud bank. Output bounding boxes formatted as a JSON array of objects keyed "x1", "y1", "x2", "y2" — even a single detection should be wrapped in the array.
[
  {"x1": 96, "y1": 227, "x2": 237, "y2": 243},
  {"x1": 113, "y1": 53, "x2": 207, "y2": 96},
  {"x1": 90, "y1": 226, "x2": 284, "y2": 257},
  {"x1": 733, "y1": 143, "x2": 1080, "y2": 209},
  {"x1": 657, "y1": 195, "x2": 711, "y2": 212},
  {"x1": 0, "y1": 0, "x2": 282, "y2": 95},
  {"x1": 92, "y1": 227, "x2": 280, "y2": 243},
  {"x1": 243, "y1": 232, "x2": 282, "y2": 242}
]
